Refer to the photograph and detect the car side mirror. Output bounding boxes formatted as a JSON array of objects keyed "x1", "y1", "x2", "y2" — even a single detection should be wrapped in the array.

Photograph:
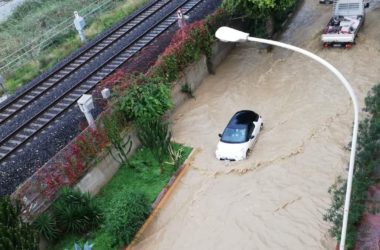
[
  {"x1": 218, "y1": 133, "x2": 222, "y2": 138},
  {"x1": 364, "y1": 3, "x2": 369, "y2": 8},
  {"x1": 250, "y1": 135, "x2": 255, "y2": 139}
]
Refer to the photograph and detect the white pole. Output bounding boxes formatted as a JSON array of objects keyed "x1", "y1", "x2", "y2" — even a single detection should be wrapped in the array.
[
  {"x1": 244, "y1": 36, "x2": 359, "y2": 250},
  {"x1": 83, "y1": 110, "x2": 96, "y2": 129}
]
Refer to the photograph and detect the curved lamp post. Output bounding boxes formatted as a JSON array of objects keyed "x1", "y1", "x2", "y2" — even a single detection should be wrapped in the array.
[{"x1": 215, "y1": 26, "x2": 359, "y2": 250}]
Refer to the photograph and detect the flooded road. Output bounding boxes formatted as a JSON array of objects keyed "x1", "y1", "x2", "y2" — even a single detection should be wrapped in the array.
[{"x1": 130, "y1": 0, "x2": 380, "y2": 249}]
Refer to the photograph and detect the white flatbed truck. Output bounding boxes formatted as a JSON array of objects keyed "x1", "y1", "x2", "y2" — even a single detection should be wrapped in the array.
[{"x1": 321, "y1": 0, "x2": 369, "y2": 48}]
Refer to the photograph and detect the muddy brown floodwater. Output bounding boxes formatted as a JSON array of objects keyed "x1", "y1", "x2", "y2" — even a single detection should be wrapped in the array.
[{"x1": 130, "y1": 0, "x2": 380, "y2": 249}]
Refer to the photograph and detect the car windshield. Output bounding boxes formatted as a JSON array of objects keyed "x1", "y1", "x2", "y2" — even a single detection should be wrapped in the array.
[{"x1": 221, "y1": 128, "x2": 247, "y2": 143}]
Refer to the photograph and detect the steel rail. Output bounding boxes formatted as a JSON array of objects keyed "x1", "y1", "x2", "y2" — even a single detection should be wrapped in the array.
[
  {"x1": 0, "y1": 0, "x2": 202, "y2": 162},
  {"x1": 0, "y1": 0, "x2": 165, "y2": 124}
]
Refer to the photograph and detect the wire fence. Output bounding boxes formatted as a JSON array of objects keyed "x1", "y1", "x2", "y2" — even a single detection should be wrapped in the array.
[{"x1": 0, "y1": 0, "x2": 118, "y2": 76}]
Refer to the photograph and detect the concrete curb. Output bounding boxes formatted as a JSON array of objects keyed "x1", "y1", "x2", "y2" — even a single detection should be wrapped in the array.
[{"x1": 125, "y1": 148, "x2": 198, "y2": 250}]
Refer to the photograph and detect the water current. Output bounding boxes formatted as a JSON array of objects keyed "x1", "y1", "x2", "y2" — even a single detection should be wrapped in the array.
[{"x1": 130, "y1": 0, "x2": 380, "y2": 249}]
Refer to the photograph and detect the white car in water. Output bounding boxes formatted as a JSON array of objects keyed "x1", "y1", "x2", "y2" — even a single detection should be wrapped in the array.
[{"x1": 216, "y1": 110, "x2": 263, "y2": 161}]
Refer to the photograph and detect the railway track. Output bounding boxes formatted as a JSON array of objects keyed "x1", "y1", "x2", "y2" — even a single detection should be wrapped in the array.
[{"x1": 0, "y1": 0, "x2": 203, "y2": 164}]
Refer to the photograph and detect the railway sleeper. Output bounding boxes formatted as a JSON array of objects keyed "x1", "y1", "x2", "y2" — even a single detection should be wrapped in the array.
[
  {"x1": 29, "y1": 122, "x2": 43, "y2": 129},
  {"x1": 41, "y1": 82, "x2": 55, "y2": 88},
  {"x1": 23, "y1": 127, "x2": 36, "y2": 133},
  {"x1": 7, "y1": 139, "x2": 21, "y2": 145},
  {"x1": 65, "y1": 66, "x2": 76, "y2": 71},
  {"x1": 0, "y1": 145, "x2": 14, "y2": 152},
  {"x1": 14, "y1": 133, "x2": 29, "y2": 139},
  {"x1": 44, "y1": 112, "x2": 56, "y2": 118},
  {"x1": 11, "y1": 103, "x2": 23, "y2": 109},
  {"x1": 37, "y1": 117, "x2": 51, "y2": 123},
  {"x1": 6, "y1": 107, "x2": 17, "y2": 112},
  {"x1": 96, "y1": 73, "x2": 109, "y2": 78},
  {"x1": 17, "y1": 99, "x2": 29, "y2": 104},
  {"x1": 50, "y1": 107, "x2": 63, "y2": 112},
  {"x1": 63, "y1": 96, "x2": 78, "y2": 102},
  {"x1": 70, "y1": 92, "x2": 83, "y2": 98},
  {"x1": 106, "y1": 62, "x2": 120, "y2": 68}
]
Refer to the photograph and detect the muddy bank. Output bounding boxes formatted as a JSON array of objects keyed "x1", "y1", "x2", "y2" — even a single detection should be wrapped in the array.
[{"x1": 130, "y1": 1, "x2": 380, "y2": 249}]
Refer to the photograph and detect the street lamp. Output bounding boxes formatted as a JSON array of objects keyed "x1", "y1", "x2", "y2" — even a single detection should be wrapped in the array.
[{"x1": 215, "y1": 26, "x2": 359, "y2": 250}]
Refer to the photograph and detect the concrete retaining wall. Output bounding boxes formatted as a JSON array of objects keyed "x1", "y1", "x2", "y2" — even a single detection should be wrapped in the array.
[
  {"x1": 12, "y1": 41, "x2": 234, "y2": 219},
  {"x1": 75, "y1": 41, "x2": 234, "y2": 196}
]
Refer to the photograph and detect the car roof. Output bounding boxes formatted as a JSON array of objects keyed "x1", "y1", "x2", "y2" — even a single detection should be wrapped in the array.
[{"x1": 227, "y1": 110, "x2": 259, "y2": 129}]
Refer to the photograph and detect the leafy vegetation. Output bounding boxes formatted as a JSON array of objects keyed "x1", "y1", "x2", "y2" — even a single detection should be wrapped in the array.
[
  {"x1": 324, "y1": 84, "x2": 380, "y2": 249},
  {"x1": 150, "y1": 19, "x2": 218, "y2": 82},
  {"x1": 102, "y1": 114, "x2": 132, "y2": 164},
  {"x1": 181, "y1": 83, "x2": 195, "y2": 98},
  {"x1": 222, "y1": 0, "x2": 298, "y2": 36},
  {"x1": 33, "y1": 212, "x2": 60, "y2": 241},
  {"x1": 23, "y1": 7, "x2": 224, "y2": 249},
  {"x1": 117, "y1": 75, "x2": 172, "y2": 122},
  {"x1": 105, "y1": 191, "x2": 150, "y2": 247},
  {"x1": 52, "y1": 145, "x2": 192, "y2": 250},
  {"x1": 0, "y1": 196, "x2": 38, "y2": 249},
  {"x1": 136, "y1": 118, "x2": 172, "y2": 172},
  {"x1": 53, "y1": 187, "x2": 103, "y2": 234}
]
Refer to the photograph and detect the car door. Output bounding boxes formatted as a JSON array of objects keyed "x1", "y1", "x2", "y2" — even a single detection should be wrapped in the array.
[
  {"x1": 251, "y1": 122, "x2": 261, "y2": 146},
  {"x1": 248, "y1": 123, "x2": 256, "y2": 148}
]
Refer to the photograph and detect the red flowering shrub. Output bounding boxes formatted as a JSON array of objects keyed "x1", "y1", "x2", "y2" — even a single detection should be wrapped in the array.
[
  {"x1": 12, "y1": 8, "x2": 229, "y2": 218},
  {"x1": 148, "y1": 8, "x2": 228, "y2": 82},
  {"x1": 99, "y1": 69, "x2": 127, "y2": 90}
]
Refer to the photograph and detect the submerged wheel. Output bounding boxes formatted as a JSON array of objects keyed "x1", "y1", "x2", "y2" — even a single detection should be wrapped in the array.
[{"x1": 246, "y1": 149, "x2": 250, "y2": 158}]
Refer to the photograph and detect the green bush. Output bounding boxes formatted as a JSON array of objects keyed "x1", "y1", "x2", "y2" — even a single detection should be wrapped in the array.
[
  {"x1": 324, "y1": 84, "x2": 380, "y2": 249},
  {"x1": 105, "y1": 191, "x2": 150, "y2": 247},
  {"x1": 0, "y1": 196, "x2": 38, "y2": 250},
  {"x1": 117, "y1": 75, "x2": 172, "y2": 122},
  {"x1": 102, "y1": 114, "x2": 132, "y2": 164},
  {"x1": 222, "y1": 0, "x2": 298, "y2": 36},
  {"x1": 53, "y1": 187, "x2": 103, "y2": 234},
  {"x1": 136, "y1": 118, "x2": 172, "y2": 171},
  {"x1": 152, "y1": 20, "x2": 215, "y2": 82},
  {"x1": 33, "y1": 212, "x2": 60, "y2": 241}
]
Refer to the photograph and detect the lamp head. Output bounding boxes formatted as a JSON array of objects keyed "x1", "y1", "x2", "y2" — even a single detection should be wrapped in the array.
[{"x1": 215, "y1": 26, "x2": 249, "y2": 43}]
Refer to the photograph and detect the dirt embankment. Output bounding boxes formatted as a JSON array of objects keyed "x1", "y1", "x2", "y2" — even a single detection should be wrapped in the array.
[{"x1": 130, "y1": 1, "x2": 380, "y2": 249}]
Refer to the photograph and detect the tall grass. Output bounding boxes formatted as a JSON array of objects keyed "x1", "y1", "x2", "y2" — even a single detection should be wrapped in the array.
[{"x1": 0, "y1": 0, "x2": 148, "y2": 94}]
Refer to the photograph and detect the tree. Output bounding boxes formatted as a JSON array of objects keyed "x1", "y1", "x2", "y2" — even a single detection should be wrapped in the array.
[
  {"x1": 0, "y1": 196, "x2": 38, "y2": 250},
  {"x1": 222, "y1": 0, "x2": 297, "y2": 36}
]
